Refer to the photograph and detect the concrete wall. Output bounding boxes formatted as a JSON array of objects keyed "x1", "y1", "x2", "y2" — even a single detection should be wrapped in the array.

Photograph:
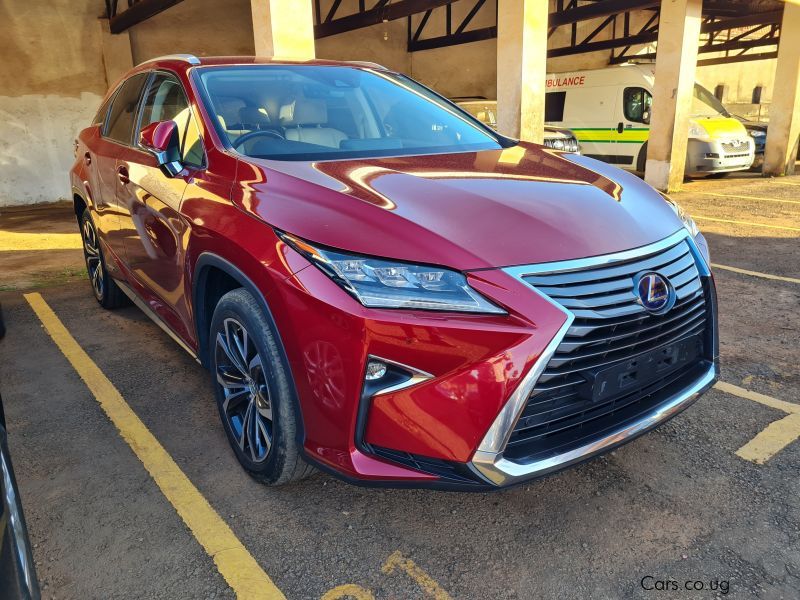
[
  {"x1": 0, "y1": 0, "x2": 107, "y2": 207},
  {"x1": 128, "y1": 0, "x2": 255, "y2": 63},
  {"x1": 316, "y1": 0, "x2": 410, "y2": 73}
]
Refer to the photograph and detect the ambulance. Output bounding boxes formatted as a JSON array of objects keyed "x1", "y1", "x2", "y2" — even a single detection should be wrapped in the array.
[{"x1": 544, "y1": 64, "x2": 754, "y2": 176}]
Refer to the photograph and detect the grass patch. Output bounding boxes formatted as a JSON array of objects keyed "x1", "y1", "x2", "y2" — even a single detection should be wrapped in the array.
[{"x1": 0, "y1": 266, "x2": 88, "y2": 292}]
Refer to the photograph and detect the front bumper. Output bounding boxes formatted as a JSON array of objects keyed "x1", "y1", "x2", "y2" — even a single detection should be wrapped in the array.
[
  {"x1": 686, "y1": 138, "x2": 754, "y2": 175},
  {"x1": 274, "y1": 231, "x2": 718, "y2": 490}
]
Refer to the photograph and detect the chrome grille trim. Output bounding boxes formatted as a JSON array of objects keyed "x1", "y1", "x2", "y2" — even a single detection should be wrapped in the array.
[{"x1": 470, "y1": 229, "x2": 717, "y2": 486}]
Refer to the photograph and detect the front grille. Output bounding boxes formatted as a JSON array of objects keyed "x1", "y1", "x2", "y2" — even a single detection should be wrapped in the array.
[
  {"x1": 506, "y1": 238, "x2": 711, "y2": 462},
  {"x1": 721, "y1": 140, "x2": 750, "y2": 154}
]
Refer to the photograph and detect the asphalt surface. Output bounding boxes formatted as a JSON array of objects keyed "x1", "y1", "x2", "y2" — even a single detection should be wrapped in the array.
[{"x1": 0, "y1": 174, "x2": 798, "y2": 599}]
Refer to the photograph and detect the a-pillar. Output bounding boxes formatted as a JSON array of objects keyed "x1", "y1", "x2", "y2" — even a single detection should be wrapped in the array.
[
  {"x1": 250, "y1": 0, "x2": 316, "y2": 59},
  {"x1": 644, "y1": 0, "x2": 703, "y2": 192},
  {"x1": 763, "y1": 3, "x2": 800, "y2": 176},
  {"x1": 496, "y1": 0, "x2": 549, "y2": 142}
]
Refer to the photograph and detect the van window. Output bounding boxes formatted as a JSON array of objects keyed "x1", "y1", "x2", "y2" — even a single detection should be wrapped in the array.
[
  {"x1": 545, "y1": 92, "x2": 566, "y2": 122},
  {"x1": 105, "y1": 73, "x2": 149, "y2": 144},
  {"x1": 623, "y1": 87, "x2": 652, "y2": 123}
]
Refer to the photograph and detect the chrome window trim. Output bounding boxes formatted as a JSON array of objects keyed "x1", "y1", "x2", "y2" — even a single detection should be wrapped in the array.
[{"x1": 469, "y1": 229, "x2": 717, "y2": 486}]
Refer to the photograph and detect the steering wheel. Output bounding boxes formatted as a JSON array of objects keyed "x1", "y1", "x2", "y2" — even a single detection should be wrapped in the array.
[{"x1": 232, "y1": 129, "x2": 285, "y2": 149}]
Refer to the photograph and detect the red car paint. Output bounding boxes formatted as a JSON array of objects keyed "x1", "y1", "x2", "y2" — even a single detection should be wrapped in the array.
[{"x1": 70, "y1": 56, "x2": 715, "y2": 488}]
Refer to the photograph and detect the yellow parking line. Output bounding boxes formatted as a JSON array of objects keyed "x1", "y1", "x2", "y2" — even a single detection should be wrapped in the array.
[
  {"x1": 735, "y1": 413, "x2": 800, "y2": 464},
  {"x1": 691, "y1": 191, "x2": 800, "y2": 205},
  {"x1": 0, "y1": 231, "x2": 83, "y2": 252},
  {"x1": 693, "y1": 215, "x2": 800, "y2": 232},
  {"x1": 24, "y1": 292, "x2": 284, "y2": 600},
  {"x1": 714, "y1": 382, "x2": 800, "y2": 464},
  {"x1": 715, "y1": 381, "x2": 800, "y2": 414},
  {"x1": 711, "y1": 263, "x2": 800, "y2": 285},
  {"x1": 770, "y1": 180, "x2": 800, "y2": 186},
  {"x1": 382, "y1": 552, "x2": 452, "y2": 600}
]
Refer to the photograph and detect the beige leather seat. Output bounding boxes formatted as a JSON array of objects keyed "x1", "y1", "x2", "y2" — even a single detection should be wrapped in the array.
[{"x1": 279, "y1": 99, "x2": 347, "y2": 148}]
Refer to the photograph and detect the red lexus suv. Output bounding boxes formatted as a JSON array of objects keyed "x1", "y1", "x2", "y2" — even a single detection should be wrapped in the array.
[{"x1": 70, "y1": 55, "x2": 718, "y2": 489}]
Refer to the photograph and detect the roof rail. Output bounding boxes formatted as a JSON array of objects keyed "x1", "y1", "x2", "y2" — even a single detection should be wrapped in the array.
[
  {"x1": 144, "y1": 54, "x2": 201, "y2": 66},
  {"x1": 349, "y1": 60, "x2": 386, "y2": 70}
]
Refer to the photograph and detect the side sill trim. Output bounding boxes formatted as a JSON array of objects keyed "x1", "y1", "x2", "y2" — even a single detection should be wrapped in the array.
[{"x1": 116, "y1": 280, "x2": 199, "y2": 362}]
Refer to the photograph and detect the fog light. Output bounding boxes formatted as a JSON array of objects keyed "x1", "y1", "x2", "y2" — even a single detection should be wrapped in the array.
[
  {"x1": 705, "y1": 153, "x2": 720, "y2": 159},
  {"x1": 365, "y1": 360, "x2": 387, "y2": 381}
]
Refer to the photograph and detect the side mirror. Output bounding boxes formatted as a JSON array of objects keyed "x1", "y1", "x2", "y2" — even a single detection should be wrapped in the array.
[
  {"x1": 642, "y1": 110, "x2": 651, "y2": 124},
  {"x1": 139, "y1": 121, "x2": 182, "y2": 177}
]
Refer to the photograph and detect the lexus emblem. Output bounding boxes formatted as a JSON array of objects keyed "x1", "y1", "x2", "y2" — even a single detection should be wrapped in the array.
[{"x1": 634, "y1": 272, "x2": 675, "y2": 314}]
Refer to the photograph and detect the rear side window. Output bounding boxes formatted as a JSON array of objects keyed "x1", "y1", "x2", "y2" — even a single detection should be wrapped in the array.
[
  {"x1": 105, "y1": 73, "x2": 149, "y2": 144},
  {"x1": 93, "y1": 95, "x2": 114, "y2": 126},
  {"x1": 139, "y1": 73, "x2": 205, "y2": 167},
  {"x1": 545, "y1": 91, "x2": 566, "y2": 122}
]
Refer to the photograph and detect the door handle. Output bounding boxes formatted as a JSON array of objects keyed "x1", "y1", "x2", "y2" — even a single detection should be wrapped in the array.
[
  {"x1": 117, "y1": 166, "x2": 129, "y2": 185},
  {"x1": 617, "y1": 122, "x2": 624, "y2": 134},
  {"x1": 84, "y1": 152, "x2": 91, "y2": 166}
]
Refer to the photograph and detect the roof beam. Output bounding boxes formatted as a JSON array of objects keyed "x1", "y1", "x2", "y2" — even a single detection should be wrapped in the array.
[
  {"x1": 549, "y1": 0, "x2": 659, "y2": 28},
  {"x1": 109, "y1": 0, "x2": 185, "y2": 34},
  {"x1": 408, "y1": 25, "x2": 496, "y2": 52},
  {"x1": 315, "y1": 0, "x2": 454, "y2": 38}
]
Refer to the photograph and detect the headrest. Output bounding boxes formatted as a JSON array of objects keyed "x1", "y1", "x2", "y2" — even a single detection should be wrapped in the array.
[
  {"x1": 279, "y1": 99, "x2": 327, "y2": 126},
  {"x1": 216, "y1": 97, "x2": 246, "y2": 124},
  {"x1": 239, "y1": 106, "x2": 271, "y2": 128}
]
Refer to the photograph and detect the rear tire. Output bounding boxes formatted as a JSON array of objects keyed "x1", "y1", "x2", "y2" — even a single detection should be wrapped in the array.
[
  {"x1": 210, "y1": 288, "x2": 313, "y2": 485},
  {"x1": 636, "y1": 142, "x2": 648, "y2": 174},
  {"x1": 80, "y1": 209, "x2": 126, "y2": 309}
]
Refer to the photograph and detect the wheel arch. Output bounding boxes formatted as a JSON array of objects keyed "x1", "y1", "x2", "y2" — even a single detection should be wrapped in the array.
[
  {"x1": 71, "y1": 186, "x2": 91, "y2": 223},
  {"x1": 192, "y1": 252, "x2": 306, "y2": 444}
]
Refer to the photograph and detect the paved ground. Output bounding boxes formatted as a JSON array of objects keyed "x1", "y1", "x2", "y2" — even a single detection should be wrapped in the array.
[{"x1": 0, "y1": 174, "x2": 798, "y2": 599}]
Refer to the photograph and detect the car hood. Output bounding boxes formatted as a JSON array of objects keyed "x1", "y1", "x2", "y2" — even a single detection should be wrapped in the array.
[{"x1": 236, "y1": 142, "x2": 684, "y2": 271}]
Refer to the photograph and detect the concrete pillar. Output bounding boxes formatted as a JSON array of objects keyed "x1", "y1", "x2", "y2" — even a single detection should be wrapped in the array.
[
  {"x1": 250, "y1": 0, "x2": 316, "y2": 59},
  {"x1": 644, "y1": 0, "x2": 703, "y2": 192},
  {"x1": 496, "y1": 0, "x2": 549, "y2": 142},
  {"x1": 763, "y1": 4, "x2": 800, "y2": 176},
  {"x1": 99, "y1": 19, "x2": 134, "y2": 89}
]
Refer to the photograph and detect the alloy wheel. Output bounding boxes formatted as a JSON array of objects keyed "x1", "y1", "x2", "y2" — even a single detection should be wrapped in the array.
[
  {"x1": 215, "y1": 318, "x2": 273, "y2": 463},
  {"x1": 82, "y1": 218, "x2": 104, "y2": 299}
]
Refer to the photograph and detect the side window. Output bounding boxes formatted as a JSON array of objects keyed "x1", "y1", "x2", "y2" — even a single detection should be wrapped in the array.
[
  {"x1": 105, "y1": 73, "x2": 148, "y2": 144},
  {"x1": 545, "y1": 91, "x2": 566, "y2": 122},
  {"x1": 93, "y1": 94, "x2": 114, "y2": 127},
  {"x1": 623, "y1": 87, "x2": 652, "y2": 123},
  {"x1": 139, "y1": 73, "x2": 205, "y2": 167}
]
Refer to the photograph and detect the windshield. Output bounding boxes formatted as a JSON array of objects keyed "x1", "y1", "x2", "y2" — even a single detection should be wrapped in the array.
[
  {"x1": 197, "y1": 65, "x2": 504, "y2": 161},
  {"x1": 692, "y1": 83, "x2": 730, "y2": 118}
]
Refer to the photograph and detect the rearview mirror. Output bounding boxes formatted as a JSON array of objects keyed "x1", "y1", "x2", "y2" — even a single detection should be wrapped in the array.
[{"x1": 139, "y1": 121, "x2": 182, "y2": 177}]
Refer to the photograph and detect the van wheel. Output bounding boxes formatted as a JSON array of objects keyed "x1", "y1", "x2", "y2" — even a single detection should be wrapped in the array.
[
  {"x1": 636, "y1": 142, "x2": 648, "y2": 174},
  {"x1": 80, "y1": 209, "x2": 126, "y2": 309},
  {"x1": 210, "y1": 288, "x2": 313, "y2": 485}
]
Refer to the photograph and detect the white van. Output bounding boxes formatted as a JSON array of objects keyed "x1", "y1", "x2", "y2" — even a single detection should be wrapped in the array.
[{"x1": 544, "y1": 64, "x2": 754, "y2": 176}]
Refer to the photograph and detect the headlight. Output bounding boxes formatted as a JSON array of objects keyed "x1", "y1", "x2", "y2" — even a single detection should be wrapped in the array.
[
  {"x1": 278, "y1": 232, "x2": 506, "y2": 314},
  {"x1": 688, "y1": 120, "x2": 709, "y2": 141},
  {"x1": 659, "y1": 193, "x2": 700, "y2": 238}
]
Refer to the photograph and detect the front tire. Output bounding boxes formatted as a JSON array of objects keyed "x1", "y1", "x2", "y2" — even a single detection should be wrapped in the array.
[
  {"x1": 80, "y1": 209, "x2": 126, "y2": 309},
  {"x1": 210, "y1": 288, "x2": 312, "y2": 485}
]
